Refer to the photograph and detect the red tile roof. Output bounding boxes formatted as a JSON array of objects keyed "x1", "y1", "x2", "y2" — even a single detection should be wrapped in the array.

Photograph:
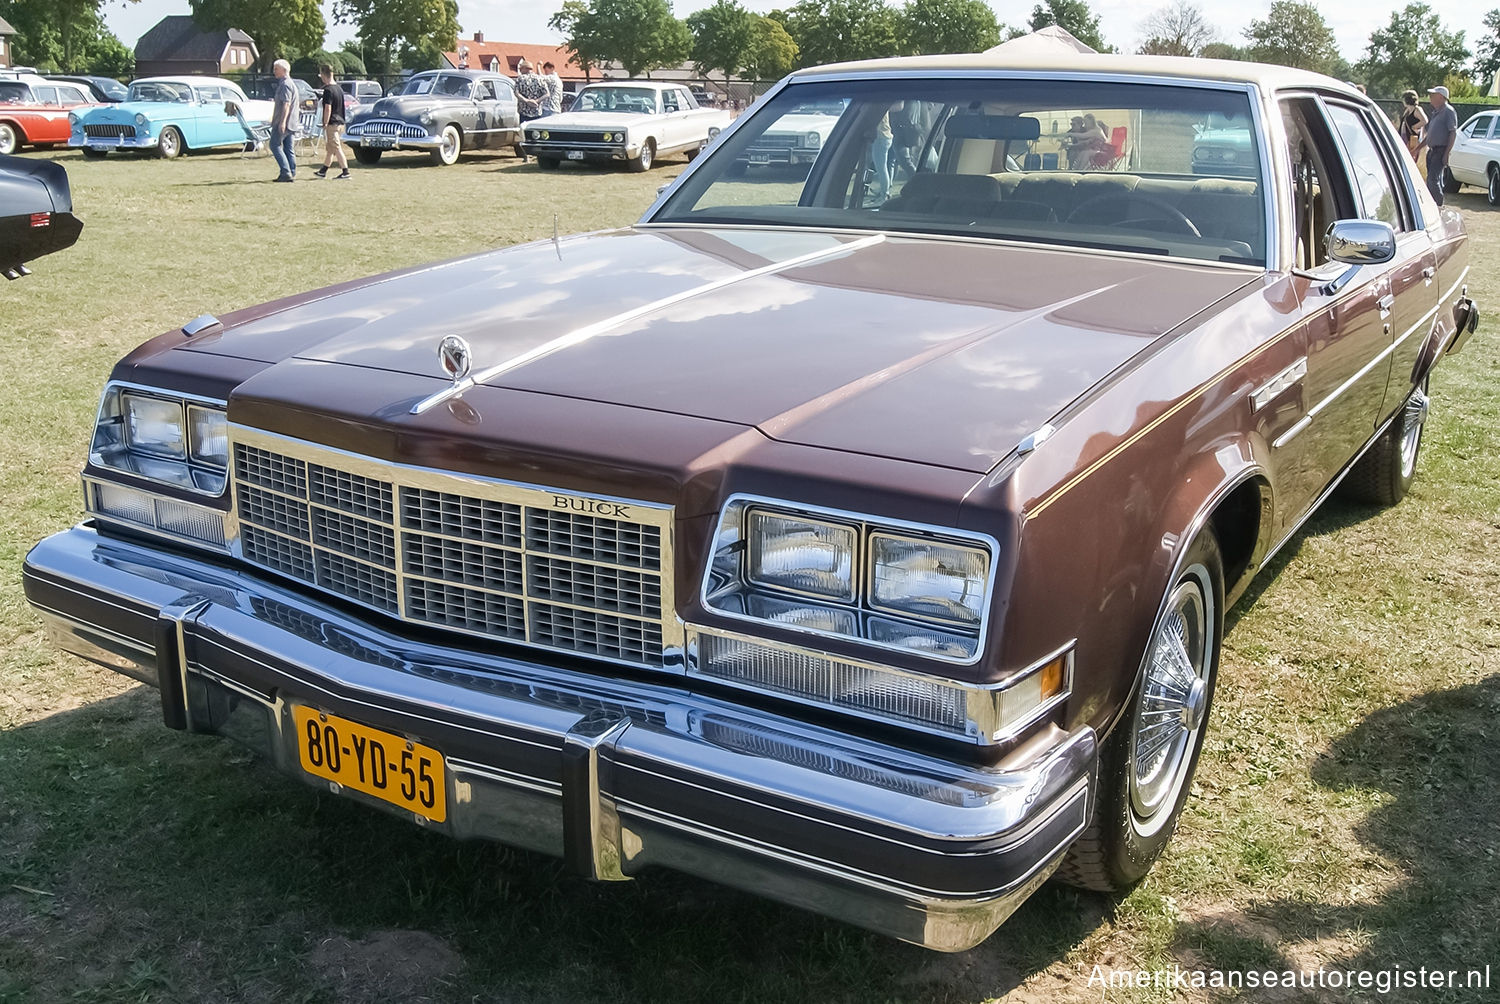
[{"x1": 442, "y1": 40, "x2": 585, "y2": 79}]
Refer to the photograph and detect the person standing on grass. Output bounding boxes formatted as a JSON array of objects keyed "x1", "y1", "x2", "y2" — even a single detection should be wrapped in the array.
[
  {"x1": 314, "y1": 64, "x2": 350, "y2": 179},
  {"x1": 270, "y1": 59, "x2": 298, "y2": 182},
  {"x1": 514, "y1": 60, "x2": 547, "y2": 162},
  {"x1": 1417, "y1": 85, "x2": 1458, "y2": 206},
  {"x1": 540, "y1": 61, "x2": 563, "y2": 116},
  {"x1": 1399, "y1": 90, "x2": 1428, "y2": 163}
]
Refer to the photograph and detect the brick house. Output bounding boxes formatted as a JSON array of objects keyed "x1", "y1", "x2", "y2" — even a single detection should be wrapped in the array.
[
  {"x1": 134, "y1": 15, "x2": 259, "y2": 77},
  {"x1": 0, "y1": 15, "x2": 15, "y2": 69},
  {"x1": 441, "y1": 35, "x2": 586, "y2": 83}
]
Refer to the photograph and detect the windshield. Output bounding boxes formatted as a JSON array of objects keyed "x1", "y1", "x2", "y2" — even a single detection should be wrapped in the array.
[
  {"x1": 128, "y1": 81, "x2": 193, "y2": 103},
  {"x1": 655, "y1": 78, "x2": 1267, "y2": 266},
  {"x1": 0, "y1": 82, "x2": 29, "y2": 102},
  {"x1": 575, "y1": 87, "x2": 659, "y2": 114},
  {"x1": 402, "y1": 74, "x2": 473, "y2": 98}
]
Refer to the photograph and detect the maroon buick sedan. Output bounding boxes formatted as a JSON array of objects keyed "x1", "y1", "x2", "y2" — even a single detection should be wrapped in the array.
[{"x1": 25, "y1": 53, "x2": 1479, "y2": 950}]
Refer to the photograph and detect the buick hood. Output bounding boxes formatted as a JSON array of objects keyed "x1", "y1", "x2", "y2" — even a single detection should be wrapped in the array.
[
  {"x1": 352, "y1": 95, "x2": 453, "y2": 122},
  {"x1": 176, "y1": 228, "x2": 1256, "y2": 473}
]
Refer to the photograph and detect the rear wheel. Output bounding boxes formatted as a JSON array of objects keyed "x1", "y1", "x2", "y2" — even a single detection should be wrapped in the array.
[
  {"x1": 1340, "y1": 380, "x2": 1429, "y2": 506},
  {"x1": 430, "y1": 125, "x2": 461, "y2": 166},
  {"x1": 353, "y1": 147, "x2": 383, "y2": 165},
  {"x1": 628, "y1": 138, "x2": 655, "y2": 173},
  {"x1": 1059, "y1": 532, "x2": 1223, "y2": 892},
  {"x1": 157, "y1": 126, "x2": 182, "y2": 159},
  {"x1": 1488, "y1": 165, "x2": 1499, "y2": 207},
  {"x1": 0, "y1": 122, "x2": 21, "y2": 155}
]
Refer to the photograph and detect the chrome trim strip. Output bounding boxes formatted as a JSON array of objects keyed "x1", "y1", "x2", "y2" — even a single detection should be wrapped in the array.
[
  {"x1": 1273, "y1": 301, "x2": 1439, "y2": 450},
  {"x1": 698, "y1": 492, "x2": 999, "y2": 667},
  {"x1": 562, "y1": 710, "x2": 633, "y2": 881},
  {"x1": 1250, "y1": 356, "x2": 1307, "y2": 412},
  {"x1": 412, "y1": 233, "x2": 886, "y2": 414}
]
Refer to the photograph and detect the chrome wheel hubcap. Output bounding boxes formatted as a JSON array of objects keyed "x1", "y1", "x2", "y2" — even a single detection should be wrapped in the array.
[
  {"x1": 1401, "y1": 387, "x2": 1428, "y2": 479},
  {"x1": 1131, "y1": 573, "x2": 1210, "y2": 830}
]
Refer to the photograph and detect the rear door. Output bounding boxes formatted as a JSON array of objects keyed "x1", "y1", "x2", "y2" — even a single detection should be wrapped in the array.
[{"x1": 1450, "y1": 113, "x2": 1495, "y2": 185}]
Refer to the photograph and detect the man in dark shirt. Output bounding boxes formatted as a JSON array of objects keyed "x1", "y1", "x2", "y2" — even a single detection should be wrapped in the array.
[
  {"x1": 314, "y1": 64, "x2": 350, "y2": 179},
  {"x1": 1419, "y1": 85, "x2": 1459, "y2": 206}
]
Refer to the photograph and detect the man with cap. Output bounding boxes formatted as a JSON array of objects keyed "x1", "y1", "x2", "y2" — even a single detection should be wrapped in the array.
[{"x1": 1418, "y1": 85, "x2": 1458, "y2": 206}]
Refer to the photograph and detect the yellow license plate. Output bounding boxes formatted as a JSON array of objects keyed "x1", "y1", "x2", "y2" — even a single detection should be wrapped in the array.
[{"x1": 292, "y1": 706, "x2": 446, "y2": 822}]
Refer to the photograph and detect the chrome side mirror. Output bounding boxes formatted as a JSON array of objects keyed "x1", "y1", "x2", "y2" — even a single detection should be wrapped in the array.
[
  {"x1": 1318, "y1": 220, "x2": 1396, "y2": 295},
  {"x1": 1325, "y1": 219, "x2": 1396, "y2": 266}
]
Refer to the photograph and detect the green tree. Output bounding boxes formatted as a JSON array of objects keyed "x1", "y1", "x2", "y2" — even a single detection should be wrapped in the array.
[
  {"x1": 782, "y1": 0, "x2": 902, "y2": 67},
  {"x1": 336, "y1": 41, "x2": 368, "y2": 75},
  {"x1": 1199, "y1": 41, "x2": 1243, "y2": 60},
  {"x1": 1477, "y1": 9, "x2": 1500, "y2": 80},
  {"x1": 191, "y1": 0, "x2": 325, "y2": 68},
  {"x1": 333, "y1": 0, "x2": 458, "y2": 77},
  {"x1": 744, "y1": 15, "x2": 798, "y2": 79},
  {"x1": 0, "y1": 0, "x2": 137, "y2": 72},
  {"x1": 687, "y1": 0, "x2": 757, "y2": 83},
  {"x1": 1137, "y1": 0, "x2": 1214, "y2": 57},
  {"x1": 1028, "y1": 0, "x2": 1112, "y2": 53},
  {"x1": 293, "y1": 49, "x2": 346, "y2": 76},
  {"x1": 1242, "y1": 1, "x2": 1344, "y2": 76},
  {"x1": 1355, "y1": 3, "x2": 1470, "y2": 98},
  {"x1": 549, "y1": 0, "x2": 605, "y2": 81},
  {"x1": 900, "y1": 0, "x2": 1000, "y2": 55}
]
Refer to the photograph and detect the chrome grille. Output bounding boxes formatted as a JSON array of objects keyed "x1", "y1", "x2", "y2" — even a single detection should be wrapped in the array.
[
  {"x1": 751, "y1": 134, "x2": 802, "y2": 149},
  {"x1": 361, "y1": 120, "x2": 426, "y2": 138},
  {"x1": 83, "y1": 124, "x2": 135, "y2": 138},
  {"x1": 232, "y1": 436, "x2": 673, "y2": 668},
  {"x1": 543, "y1": 130, "x2": 609, "y2": 144}
]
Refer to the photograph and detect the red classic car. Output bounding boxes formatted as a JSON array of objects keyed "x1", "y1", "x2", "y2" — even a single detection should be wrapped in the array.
[
  {"x1": 0, "y1": 74, "x2": 98, "y2": 154},
  {"x1": 25, "y1": 54, "x2": 1479, "y2": 950}
]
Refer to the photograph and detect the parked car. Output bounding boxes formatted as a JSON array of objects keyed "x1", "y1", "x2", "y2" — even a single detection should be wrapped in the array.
[
  {"x1": 524, "y1": 80, "x2": 731, "y2": 171},
  {"x1": 23, "y1": 54, "x2": 1479, "y2": 951},
  {"x1": 337, "y1": 78, "x2": 383, "y2": 119},
  {"x1": 1191, "y1": 110, "x2": 1255, "y2": 178},
  {"x1": 0, "y1": 152, "x2": 82, "y2": 278},
  {"x1": 343, "y1": 69, "x2": 520, "y2": 166},
  {"x1": 0, "y1": 74, "x2": 98, "y2": 154},
  {"x1": 242, "y1": 76, "x2": 319, "y2": 114},
  {"x1": 735, "y1": 96, "x2": 846, "y2": 173},
  {"x1": 45, "y1": 74, "x2": 128, "y2": 103},
  {"x1": 1444, "y1": 109, "x2": 1500, "y2": 205},
  {"x1": 68, "y1": 77, "x2": 273, "y2": 158}
]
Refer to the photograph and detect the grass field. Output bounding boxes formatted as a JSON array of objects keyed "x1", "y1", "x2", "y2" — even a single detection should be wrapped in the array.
[{"x1": 1, "y1": 145, "x2": 1497, "y2": 1003}]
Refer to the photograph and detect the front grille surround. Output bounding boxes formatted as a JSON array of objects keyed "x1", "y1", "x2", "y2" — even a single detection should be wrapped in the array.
[
  {"x1": 356, "y1": 120, "x2": 428, "y2": 138},
  {"x1": 228, "y1": 428, "x2": 680, "y2": 670},
  {"x1": 83, "y1": 124, "x2": 136, "y2": 138}
]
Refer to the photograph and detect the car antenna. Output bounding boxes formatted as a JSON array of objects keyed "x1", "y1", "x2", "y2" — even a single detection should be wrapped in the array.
[{"x1": 553, "y1": 213, "x2": 562, "y2": 260}]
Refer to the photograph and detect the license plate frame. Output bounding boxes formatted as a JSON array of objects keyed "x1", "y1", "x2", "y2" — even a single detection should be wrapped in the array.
[
  {"x1": 292, "y1": 706, "x2": 446, "y2": 822},
  {"x1": 367, "y1": 136, "x2": 396, "y2": 148},
  {"x1": 567, "y1": 149, "x2": 585, "y2": 160},
  {"x1": 749, "y1": 152, "x2": 771, "y2": 164}
]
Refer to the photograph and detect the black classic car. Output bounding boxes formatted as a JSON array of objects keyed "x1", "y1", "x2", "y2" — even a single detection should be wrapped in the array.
[
  {"x1": 343, "y1": 69, "x2": 522, "y2": 166},
  {"x1": 0, "y1": 152, "x2": 82, "y2": 278}
]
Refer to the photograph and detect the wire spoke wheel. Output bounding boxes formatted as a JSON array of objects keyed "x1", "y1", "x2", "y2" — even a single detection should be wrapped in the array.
[
  {"x1": 1400, "y1": 386, "x2": 1429, "y2": 480},
  {"x1": 1129, "y1": 570, "x2": 1212, "y2": 834}
]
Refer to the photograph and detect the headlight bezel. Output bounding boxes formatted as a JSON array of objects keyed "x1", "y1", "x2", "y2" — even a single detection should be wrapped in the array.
[
  {"x1": 90, "y1": 381, "x2": 231, "y2": 497},
  {"x1": 701, "y1": 493, "x2": 999, "y2": 666}
]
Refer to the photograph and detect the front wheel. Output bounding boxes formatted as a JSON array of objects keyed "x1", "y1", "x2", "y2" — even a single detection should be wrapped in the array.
[
  {"x1": 353, "y1": 147, "x2": 383, "y2": 165},
  {"x1": 156, "y1": 126, "x2": 182, "y2": 159},
  {"x1": 537, "y1": 156, "x2": 559, "y2": 170},
  {"x1": 1340, "y1": 380, "x2": 1429, "y2": 506},
  {"x1": 0, "y1": 122, "x2": 22, "y2": 155},
  {"x1": 1059, "y1": 532, "x2": 1223, "y2": 892},
  {"x1": 628, "y1": 138, "x2": 655, "y2": 173},
  {"x1": 430, "y1": 125, "x2": 461, "y2": 166},
  {"x1": 1488, "y1": 165, "x2": 1498, "y2": 207},
  {"x1": 81, "y1": 147, "x2": 109, "y2": 159}
]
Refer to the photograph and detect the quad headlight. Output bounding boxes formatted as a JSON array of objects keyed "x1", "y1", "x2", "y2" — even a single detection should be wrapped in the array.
[
  {"x1": 805, "y1": 131, "x2": 821, "y2": 149},
  {"x1": 703, "y1": 498, "x2": 992, "y2": 663},
  {"x1": 90, "y1": 385, "x2": 229, "y2": 495},
  {"x1": 134, "y1": 113, "x2": 147, "y2": 126}
]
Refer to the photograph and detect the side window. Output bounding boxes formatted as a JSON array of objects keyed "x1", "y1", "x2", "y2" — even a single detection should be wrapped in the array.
[
  {"x1": 663, "y1": 89, "x2": 680, "y2": 113},
  {"x1": 36, "y1": 86, "x2": 60, "y2": 105},
  {"x1": 1323, "y1": 102, "x2": 1405, "y2": 231},
  {"x1": 478, "y1": 80, "x2": 497, "y2": 101},
  {"x1": 56, "y1": 86, "x2": 85, "y2": 104},
  {"x1": 678, "y1": 88, "x2": 694, "y2": 110},
  {"x1": 1279, "y1": 97, "x2": 1358, "y2": 269}
]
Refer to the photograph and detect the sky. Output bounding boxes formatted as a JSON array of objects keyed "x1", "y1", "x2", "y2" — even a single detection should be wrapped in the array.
[{"x1": 102, "y1": 0, "x2": 1490, "y2": 72}]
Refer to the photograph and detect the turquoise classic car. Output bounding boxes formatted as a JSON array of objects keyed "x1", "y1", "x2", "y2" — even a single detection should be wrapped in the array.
[{"x1": 69, "y1": 77, "x2": 273, "y2": 159}]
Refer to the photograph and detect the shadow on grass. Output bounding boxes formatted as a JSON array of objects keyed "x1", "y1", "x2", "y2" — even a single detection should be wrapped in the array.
[
  {"x1": 1171, "y1": 677, "x2": 1500, "y2": 999},
  {"x1": 0, "y1": 687, "x2": 1107, "y2": 1004}
]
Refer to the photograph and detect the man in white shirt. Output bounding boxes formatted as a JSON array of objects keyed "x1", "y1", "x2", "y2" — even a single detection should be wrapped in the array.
[{"x1": 541, "y1": 61, "x2": 563, "y2": 116}]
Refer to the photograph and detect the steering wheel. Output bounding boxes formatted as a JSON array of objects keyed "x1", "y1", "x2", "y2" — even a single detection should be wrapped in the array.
[{"x1": 1065, "y1": 193, "x2": 1201, "y2": 238}]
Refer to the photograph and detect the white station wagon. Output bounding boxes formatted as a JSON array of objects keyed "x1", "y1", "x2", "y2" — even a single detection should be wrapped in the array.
[
  {"x1": 1445, "y1": 109, "x2": 1500, "y2": 205},
  {"x1": 524, "y1": 81, "x2": 731, "y2": 172}
]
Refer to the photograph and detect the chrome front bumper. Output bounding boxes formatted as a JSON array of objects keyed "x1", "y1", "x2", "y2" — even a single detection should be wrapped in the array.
[
  {"x1": 23, "y1": 524, "x2": 1096, "y2": 951},
  {"x1": 69, "y1": 134, "x2": 156, "y2": 149},
  {"x1": 345, "y1": 130, "x2": 441, "y2": 149}
]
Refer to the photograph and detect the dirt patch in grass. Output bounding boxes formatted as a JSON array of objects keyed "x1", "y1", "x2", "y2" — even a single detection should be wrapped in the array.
[{"x1": 309, "y1": 929, "x2": 464, "y2": 1003}]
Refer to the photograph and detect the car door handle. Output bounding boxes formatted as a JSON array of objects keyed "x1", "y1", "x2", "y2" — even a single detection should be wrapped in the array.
[
  {"x1": 1422, "y1": 266, "x2": 1436, "y2": 284},
  {"x1": 1377, "y1": 293, "x2": 1395, "y2": 316}
]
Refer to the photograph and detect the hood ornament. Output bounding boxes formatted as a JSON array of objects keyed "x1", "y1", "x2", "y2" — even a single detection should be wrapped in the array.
[{"x1": 437, "y1": 335, "x2": 472, "y2": 383}]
